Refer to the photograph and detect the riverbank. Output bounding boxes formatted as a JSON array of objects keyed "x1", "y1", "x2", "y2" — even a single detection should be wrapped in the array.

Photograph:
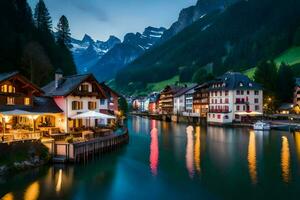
[
  {"x1": 131, "y1": 112, "x2": 300, "y2": 130},
  {"x1": 0, "y1": 140, "x2": 50, "y2": 176}
]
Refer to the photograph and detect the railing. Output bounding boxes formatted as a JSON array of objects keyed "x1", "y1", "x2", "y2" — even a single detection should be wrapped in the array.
[
  {"x1": 209, "y1": 109, "x2": 230, "y2": 113},
  {"x1": 1, "y1": 131, "x2": 41, "y2": 143}
]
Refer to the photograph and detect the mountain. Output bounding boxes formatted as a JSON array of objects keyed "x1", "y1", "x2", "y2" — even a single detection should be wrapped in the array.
[
  {"x1": 71, "y1": 35, "x2": 121, "y2": 73},
  {"x1": 115, "y1": 0, "x2": 300, "y2": 94},
  {"x1": 160, "y1": 0, "x2": 239, "y2": 42},
  {"x1": 90, "y1": 26, "x2": 166, "y2": 81}
]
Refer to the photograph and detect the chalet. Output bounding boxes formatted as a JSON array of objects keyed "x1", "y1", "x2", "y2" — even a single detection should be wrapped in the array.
[
  {"x1": 193, "y1": 83, "x2": 210, "y2": 117},
  {"x1": 42, "y1": 70, "x2": 107, "y2": 132},
  {"x1": 0, "y1": 71, "x2": 63, "y2": 141},
  {"x1": 207, "y1": 72, "x2": 263, "y2": 124},
  {"x1": 158, "y1": 85, "x2": 184, "y2": 114}
]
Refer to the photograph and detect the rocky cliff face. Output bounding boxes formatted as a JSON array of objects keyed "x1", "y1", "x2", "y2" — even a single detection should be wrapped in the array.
[
  {"x1": 71, "y1": 35, "x2": 121, "y2": 73},
  {"x1": 90, "y1": 26, "x2": 166, "y2": 81},
  {"x1": 161, "y1": 0, "x2": 239, "y2": 42}
]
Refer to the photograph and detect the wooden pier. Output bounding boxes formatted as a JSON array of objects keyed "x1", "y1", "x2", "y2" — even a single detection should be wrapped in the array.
[{"x1": 53, "y1": 129, "x2": 129, "y2": 163}]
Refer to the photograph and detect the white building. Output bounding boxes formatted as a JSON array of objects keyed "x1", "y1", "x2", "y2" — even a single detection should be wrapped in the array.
[
  {"x1": 42, "y1": 71, "x2": 107, "y2": 132},
  {"x1": 173, "y1": 85, "x2": 197, "y2": 115},
  {"x1": 207, "y1": 72, "x2": 263, "y2": 124}
]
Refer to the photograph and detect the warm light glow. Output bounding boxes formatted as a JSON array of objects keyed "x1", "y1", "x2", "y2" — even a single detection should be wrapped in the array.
[
  {"x1": 24, "y1": 181, "x2": 40, "y2": 200},
  {"x1": 281, "y1": 136, "x2": 290, "y2": 183},
  {"x1": 150, "y1": 121, "x2": 159, "y2": 176},
  {"x1": 194, "y1": 126, "x2": 201, "y2": 173},
  {"x1": 294, "y1": 132, "x2": 300, "y2": 160},
  {"x1": 186, "y1": 126, "x2": 194, "y2": 178},
  {"x1": 28, "y1": 115, "x2": 40, "y2": 120},
  {"x1": 248, "y1": 131, "x2": 257, "y2": 185},
  {"x1": 24, "y1": 97, "x2": 30, "y2": 105},
  {"x1": 56, "y1": 169, "x2": 63, "y2": 193},
  {"x1": 1, "y1": 193, "x2": 14, "y2": 200},
  {"x1": 3, "y1": 115, "x2": 11, "y2": 123}
]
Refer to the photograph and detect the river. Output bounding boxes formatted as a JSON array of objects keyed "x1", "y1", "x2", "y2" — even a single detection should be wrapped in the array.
[{"x1": 1, "y1": 116, "x2": 300, "y2": 200}]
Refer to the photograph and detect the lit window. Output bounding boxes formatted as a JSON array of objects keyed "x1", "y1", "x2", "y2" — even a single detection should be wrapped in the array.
[
  {"x1": 100, "y1": 99, "x2": 106, "y2": 105},
  {"x1": 8, "y1": 85, "x2": 15, "y2": 93},
  {"x1": 88, "y1": 102, "x2": 97, "y2": 110},
  {"x1": 81, "y1": 84, "x2": 89, "y2": 92},
  {"x1": 72, "y1": 101, "x2": 83, "y2": 110},
  {"x1": 1, "y1": 85, "x2": 7, "y2": 93},
  {"x1": 24, "y1": 97, "x2": 30, "y2": 105},
  {"x1": 7, "y1": 97, "x2": 14, "y2": 105}
]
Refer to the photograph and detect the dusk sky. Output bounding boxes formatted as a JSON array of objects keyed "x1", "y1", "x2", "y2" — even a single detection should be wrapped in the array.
[{"x1": 28, "y1": 0, "x2": 197, "y2": 41}]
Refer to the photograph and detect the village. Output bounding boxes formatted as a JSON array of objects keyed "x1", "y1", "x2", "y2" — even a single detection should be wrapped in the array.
[
  {"x1": 0, "y1": 70, "x2": 128, "y2": 168},
  {"x1": 130, "y1": 72, "x2": 300, "y2": 129}
]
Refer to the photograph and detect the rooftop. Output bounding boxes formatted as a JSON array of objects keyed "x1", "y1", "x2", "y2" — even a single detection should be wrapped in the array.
[{"x1": 209, "y1": 72, "x2": 262, "y2": 91}]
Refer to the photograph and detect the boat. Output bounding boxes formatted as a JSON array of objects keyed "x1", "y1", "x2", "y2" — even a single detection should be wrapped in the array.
[{"x1": 253, "y1": 121, "x2": 271, "y2": 131}]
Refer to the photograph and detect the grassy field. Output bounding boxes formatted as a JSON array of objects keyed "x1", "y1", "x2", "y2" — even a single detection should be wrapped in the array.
[
  {"x1": 243, "y1": 46, "x2": 300, "y2": 79},
  {"x1": 275, "y1": 47, "x2": 300, "y2": 66},
  {"x1": 147, "y1": 75, "x2": 180, "y2": 92}
]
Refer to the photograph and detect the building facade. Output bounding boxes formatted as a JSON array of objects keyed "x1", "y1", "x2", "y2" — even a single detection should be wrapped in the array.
[
  {"x1": 43, "y1": 71, "x2": 107, "y2": 132},
  {"x1": 193, "y1": 83, "x2": 210, "y2": 117},
  {"x1": 159, "y1": 85, "x2": 183, "y2": 114},
  {"x1": 207, "y1": 72, "x2": 263, "y2": 124}
]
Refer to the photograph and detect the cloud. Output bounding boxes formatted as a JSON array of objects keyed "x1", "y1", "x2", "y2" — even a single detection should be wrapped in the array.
[{"x1": 71, "y1": 0, "x2": 108, "y2": 22}]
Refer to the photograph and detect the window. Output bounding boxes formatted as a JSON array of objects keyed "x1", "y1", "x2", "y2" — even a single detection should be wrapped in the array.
[
  {"x1": 241, "y1": 90, "x2": 244, "y2": 95},
  {"x1": 254, "y1": 90, "x2": 259, "y2": 95},
  {"x1": 24, "y1": 97, "x2": 30, "y2": 105},
  {"x1": 225, "y1": 98, "x2": 229, "y2": 104},
  {"x1": 255, "y1": 105, "x2": 260, "y2": 111},
  {"x1": 100, "y1": 99, "x2": 106, "y2": 105},
  {"x1": 236, "y1": 105, "x2": 240, "y2": 111},
  {"x1": 88, "y1": 102, "x2": 97, "y2": 110},
  {"x1": 217, "y1": 115, "x2": 221, "y2": 119},
  {"x1": 7, "y1": 97, "x2": 14, "y2": 105},
  {"x1": 1, "y1": 85, "x2": 15, "y2": 93},
  {"x1": 225, "y1": 91, "x2": 229, "y2": 96},
  {"x1": 220, "y1": 99, "x2": 223, "y2": 104},
  {"x1": 247, "y1": 90, "x2": 250, "y2": 95},
  {"x1": 254, "y1": 98, "x2": 259, "y2": 103},
  {"x1": 237, "y1": 90, "x2": 240, "y2": 95},
  {"x1": 72, "y1": 101, "x2": 83, "y2": 110},
  {"x1": 81, "y1": 84, "x2": 89, "y2": 92},
  {"x1": 236, "y1": 98, "x2": 240, "y2": 103}
]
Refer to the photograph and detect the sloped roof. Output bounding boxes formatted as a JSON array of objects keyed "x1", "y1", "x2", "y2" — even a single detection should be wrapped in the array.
[
  {"x1": 42, "y1": 74, "x2": 92, "y2": 97},
  {"x1": 100, "y1": 82, "x2": 121, "y2": 98},
  {"x1": 0, "y1": 71, "x2": 19, "y2": 83},
  {"x1": 209, "y1": 72, "x2": 262, "y2": 91},
  {"x1": 0, "y1": 97, "x2": 62, "y2": 113},
  {"x1": 174, "y1": 84, "x2": 198, "y2": 97}
]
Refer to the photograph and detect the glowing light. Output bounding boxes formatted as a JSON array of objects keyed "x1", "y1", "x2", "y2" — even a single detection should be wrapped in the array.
[
  {"x1": 186, "y1": 126, "x2": 194, "y2": 178},
  {"x1": 24, "y1": 181, "x2": 40, "y2": 200},
  {"x1": 194, "y1": 126, "x2": 201, "y2": 173},
  {"x1": 248, "y1": 131, "x2": 257, "y2": 185},
  {"x1": 1, "y1": 193, "x2": 14, "y2": 200},
  {"x1": 150, "y1": 126, "x2": 159, "y2": 176},
  {"x1": 56, "y1": 169, "x2": 63, "y2": 193},
  {"x1": 3, "y1": 116, "x2": 11, "y2": 123},
  {"x1": 281, "y1": 136, "x2": 290, "y2": 183},
  {"x1": 294, "y1": 132, "x2": 300, "y2": 161}
]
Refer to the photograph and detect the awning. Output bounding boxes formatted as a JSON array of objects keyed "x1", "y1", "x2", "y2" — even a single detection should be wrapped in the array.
[
  {"x1": 71, "y1": 111, "x2": 116, "y2": 119},
  {"x1": 0, "y1": 109, "x2": 42, "y2": 116},
  {"x1": 236, "y1": 111, "x2": 263, "y2": 116}
]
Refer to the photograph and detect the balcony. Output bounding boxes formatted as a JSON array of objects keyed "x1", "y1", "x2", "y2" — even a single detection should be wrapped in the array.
[{"x1": 209, "y1": 109, "x2": 230, "y2": 113}]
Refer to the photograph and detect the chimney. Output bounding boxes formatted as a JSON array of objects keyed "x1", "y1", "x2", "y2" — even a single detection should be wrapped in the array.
[{"x1": 55, "y1": 68, "x2": 63, "y2": 89}]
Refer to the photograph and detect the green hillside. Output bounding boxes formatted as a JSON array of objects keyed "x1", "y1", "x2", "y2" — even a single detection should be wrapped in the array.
[{"x1": 115, "y1": 0, "x2": 300, "y2": 95}]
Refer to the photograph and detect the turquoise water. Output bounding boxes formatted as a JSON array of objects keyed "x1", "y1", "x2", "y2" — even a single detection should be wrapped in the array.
[{"x1": 1, "y1": 116, "x2": 300, "y2": 200}]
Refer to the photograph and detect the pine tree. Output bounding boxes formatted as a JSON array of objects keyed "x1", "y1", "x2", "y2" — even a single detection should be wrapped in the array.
[
  {"x1": 56, "y1": 15, "x2": 71, "y2": 47},
  {"x1": 34, "y1": 0, "x2": 52, "y2": 32},
  {"x1": 276, "y1": 63, "x2": 295, "y2": 103}
]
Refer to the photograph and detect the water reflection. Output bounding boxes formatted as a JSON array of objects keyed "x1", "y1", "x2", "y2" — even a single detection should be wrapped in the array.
[
  {"x1": 281, "y1": 136, "x2": 290, "y2": 183},
  {"x1": 248, "y1": 131, "x2": 257, "y2": 185},
  {"x1": 294, "y1": 132, "x2": 300, "y2": 161},
  {"x1": 194, "y1": 126, "x2": 201, "y2": 173},
  {"x1": 24, "y1": 181, "x2": 39, "y2": 200},
  {"x1": 1, "y1": 193, "x2": 14, "y2": 200},
  {"x1": 55, "y1": 169, "x2": 63, "y2": 193},
  {"x1": 186, "y1": 126, "x2": 194, "y2": 178},
  {"x1": 150, "y1": 120, "x2": 159, "y2": 176}
]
